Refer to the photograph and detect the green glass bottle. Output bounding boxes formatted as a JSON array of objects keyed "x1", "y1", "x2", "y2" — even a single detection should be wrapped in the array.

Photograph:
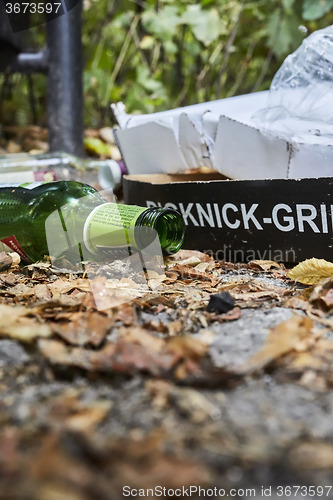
[{"x1": 0, "y1": 181, "x2": 185, "y2": 263}]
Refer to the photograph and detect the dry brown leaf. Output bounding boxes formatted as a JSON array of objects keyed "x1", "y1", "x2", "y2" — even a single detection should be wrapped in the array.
[
  {"x1": 115, "y1": 303, "x2": 136, "y2": 325},
  {"x1": 0, "y1": 272, "x2": 18, "y2": 286},
  {"x1": 166, "y1": 249, "x2": 212, "y2": 264},
  {"x1": 33, "y1": 283, "x2": 52, "y2": 302},
  {"x1": 147, "y1": 380, "x2": 220, "y2": 423},
  {"x1": 308, "y1": 277, "x2": 333, "y2": 311},
  {"x1": 5, "y1": 283, "x2": 35, "y2": 299},
  {"x1": 0, "y1": 251, "x2": 20, "y2": 271},
  {"x1": 167, "y1": 319, "x2": 183, "y2": 336},
  {"x1": 38, "y1": 327, "x2": 209, "y2": 382},
  {"x1": 194, "y1": 262, "x2": 210, "y2": 273},
  {"x1": 0, "y1": 304, "x2": 51, "y2": 341},
  {"x1": 217, "y1": 280, "x2": 286, "y2": 306},
  {"x1": 119, "y1": 326, "x2": 165, "y2": 352},
  {"x1": 146, "y1": 379, "x2": 174, "y2": 409},
  {"x1": 288, "y1": 442, "x2": 333, "y2": 469},
  {"x1": 38, "y1": 337, "x2": 175, "y2": 375},
  {"x1": 49, "y1": 278, "x2": 92, "y2": 295},
  {"x1": 249, "y1": 260, "x2": 283, "y2": 271},
  {"x1": 283, "y1": 296, "x2": 312, "y2": 311},
  {"x1": 206, "y1": 306, "x2": 242, "y2": 323},
  {"x1": 287, "y1": 258, "x2": 333, "y2": 285},
  {"x1": 65, "y1": 402, "x2": 111, "y2": 432},
  {"x1": 51, "y1": 311, "x2": 112, "y2": 347},
  {"x1": 240, "y1": 315, "x2": 314, "y2": 374},
  {"x1": 283, "y1": 338, "x2": 333, "y2": 390},
  {"x1": 168, "y1": 264, "x2": 213, "y2": 282},
  {"x1": 47, "y1": 392, "x2": 112, "y2": 432}
]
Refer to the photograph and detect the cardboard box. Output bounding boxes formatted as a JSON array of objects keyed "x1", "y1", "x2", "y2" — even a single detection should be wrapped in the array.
[
  {"x1": 113, "y1": 91, "x2": 333, "y2": 180},
  {"x1": 123, "y1": 173, "x2": 333, "y2": 263},
  {"x1": 115, "y1": 92, "x2": 333, "y2": 262}
]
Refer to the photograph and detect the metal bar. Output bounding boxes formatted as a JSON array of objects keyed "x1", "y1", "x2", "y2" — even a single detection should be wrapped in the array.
[
  {"x1": 10, "y1": 50, "x2": 48, "y2": 73},
  {"x1": 45, "y1": 1, "x2": 84, "y2": 156}
]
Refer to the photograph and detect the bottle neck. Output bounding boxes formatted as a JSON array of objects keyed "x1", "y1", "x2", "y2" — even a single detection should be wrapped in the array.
[{"x1": 135, "y1": 207, "x2": 185, "y2": 254}]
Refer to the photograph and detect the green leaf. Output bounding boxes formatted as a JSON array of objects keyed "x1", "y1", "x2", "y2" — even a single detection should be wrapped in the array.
[
  {"x1": 282, "y1": 0, "x2": 295, "y2": 10},
  {"x1": 141, "y1": 6, "x2": 181, "y2": 41},
  {"x1": 302, "y1": 0, "x2": 333, "y2": 20},
  {"x1": 181, "y1": 6, "x2": 224, "y2": 46},
  {"x1": 137, "y1": 66, "x2": 165, "y2": 95},
  {"x1": 201, "y1": 0, "x2": 216, "y2": 6},
  {"x1": 267, "y1": 10, "x2": 304, "y2": 57}
]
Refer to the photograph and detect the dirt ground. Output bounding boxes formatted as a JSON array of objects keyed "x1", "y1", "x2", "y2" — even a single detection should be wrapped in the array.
[{"x1": 0, "y1": 250, "x2": 333, "y2": 500}]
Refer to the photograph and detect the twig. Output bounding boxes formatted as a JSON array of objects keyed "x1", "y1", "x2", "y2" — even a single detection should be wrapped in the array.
[
  {"x1": 251, "y1": 47, "x2": 274, "y2": 93},
  {"x1": 102, "y1": 14, "x2": 140, "y2": 107},
  {"x1": 226, "y1": 39, "x2": 257, "y2": 97},
  {"x1": 215, "y1": 4, "x2": 243, "y2": 99},
  {"x1": 196, "y1": 42, "x2": 224, "y2": 96},
  {"x1": 251, "y1": 7, "x2": 283, "y2": 92}
]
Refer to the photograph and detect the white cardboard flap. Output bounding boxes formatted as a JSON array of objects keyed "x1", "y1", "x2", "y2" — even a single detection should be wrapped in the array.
[
  {"x1": 214, "y1": 116, "x2": 291, "y2": 179},
  {"x1": 115, "y1": 122, "x2": 187, "y2": 174},
  {"x1": 288, "y1": 142, "x2": 333, "y2": 179},
  {"x1": 178, "y1": 113, "x2": 212, "y2": 168}
]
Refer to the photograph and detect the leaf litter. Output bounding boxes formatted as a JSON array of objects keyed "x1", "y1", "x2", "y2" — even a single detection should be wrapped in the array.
[{"x1": 1, "y1": 251, "x2": 333, "y2": 496}]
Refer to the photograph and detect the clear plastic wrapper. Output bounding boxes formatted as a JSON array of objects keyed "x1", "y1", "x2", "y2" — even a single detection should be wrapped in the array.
[{"x1": 253, "y1": 25, "x2": 333, "y2": 142}]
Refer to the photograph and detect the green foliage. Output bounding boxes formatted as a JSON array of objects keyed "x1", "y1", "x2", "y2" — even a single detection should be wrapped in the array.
[
  {"x1": 1, "y1": 0, "x2": 333, "y2": 127},
  {"x1": 303, "y1": 0, "x2": 333, "y2": 21}
]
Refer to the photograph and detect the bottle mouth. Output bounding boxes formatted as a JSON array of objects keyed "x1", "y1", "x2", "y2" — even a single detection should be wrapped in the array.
[{"x1": 135, "y1": 208, "x2": 185, "y2": 255}]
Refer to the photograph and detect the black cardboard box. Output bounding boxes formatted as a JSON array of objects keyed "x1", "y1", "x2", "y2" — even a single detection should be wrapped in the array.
[{"x1": 123, "y1": 173, "x2": 333, "y2": 263}]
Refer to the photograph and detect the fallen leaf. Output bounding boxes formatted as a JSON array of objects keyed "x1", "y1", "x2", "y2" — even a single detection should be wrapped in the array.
[
  {"x1": 115, "y1": 303, "x2": 136, "y2": 325},
  {"x1": 194, "y1": 262, "x2": 210, "y2": 273},
  {"x1": 289, "y1": 442, "x2": 333, "y2": 469},
  {"x1": 0, "y1": 272, "x2": 18, "y2": 286},
  {"x1": 283, "y1": 296, "x2": 312, "y2": 311},
  {"x1": 51, "y1": 311, "x2": 112, "y2": 347},
  {"x1": 49, "y1": 278, "x2": 92, "y2": 295},
  {"x1": 282, "y1": 338, "x2": 333, "y2": 391},
  {"x1": 38, "y1": 327, "x2": 210, "y2": 382},
  {"x1": 166, "y1": 249, "x2": 212, "y2": 264},
  {"x1": 206, "y1": 306, "x2": 242, "y2": 323},
  {"x1": 33, "y1": 283, "x2": 52, "y2": 302},
  {"x1": 47, "y1": 392, "x2": 112, "y2": 432},
  {"x1": 308, "y1": 277, "x2": 333, "y2": 311},
  {"x1": 169, "y1": 264, "x2": 213, "y2": 282},
  {"x1": 218, "y1": 280, "x2": 287, "y2": 306},
  {"x1": 240, "y1": 315, "x2": 314, "y2": 373},
  {"x1": 167, "y1": 319, "x2": 183, "y2": 336},
  {"x1": 147, "y1": 380, "x2": 220, "y2": 423},
  {"x1": 287, "y1": 258, "x2": 333, "y2": 285},
  {"x1": 0, "y1": 304, "x2": 51, "y2": 341},
  {"x1": 249, "y1": 260, "x2": 283, "y2": 271},
  {"x1": 0, "y1": 252, "x2": 20, "y2": 271}
]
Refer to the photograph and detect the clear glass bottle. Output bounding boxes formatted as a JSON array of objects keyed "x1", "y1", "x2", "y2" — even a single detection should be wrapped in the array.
[
  {"x1": 0, "y1": 151, "x2": 126, "y2": 190},
  {"x1": 0, "y1": 180, "x2": 185, "y2": 263}
]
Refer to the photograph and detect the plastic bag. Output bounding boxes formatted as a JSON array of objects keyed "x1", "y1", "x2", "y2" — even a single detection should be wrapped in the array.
[{"x1": 253, "y1": 25, "x2": 333, "y2": 141}]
